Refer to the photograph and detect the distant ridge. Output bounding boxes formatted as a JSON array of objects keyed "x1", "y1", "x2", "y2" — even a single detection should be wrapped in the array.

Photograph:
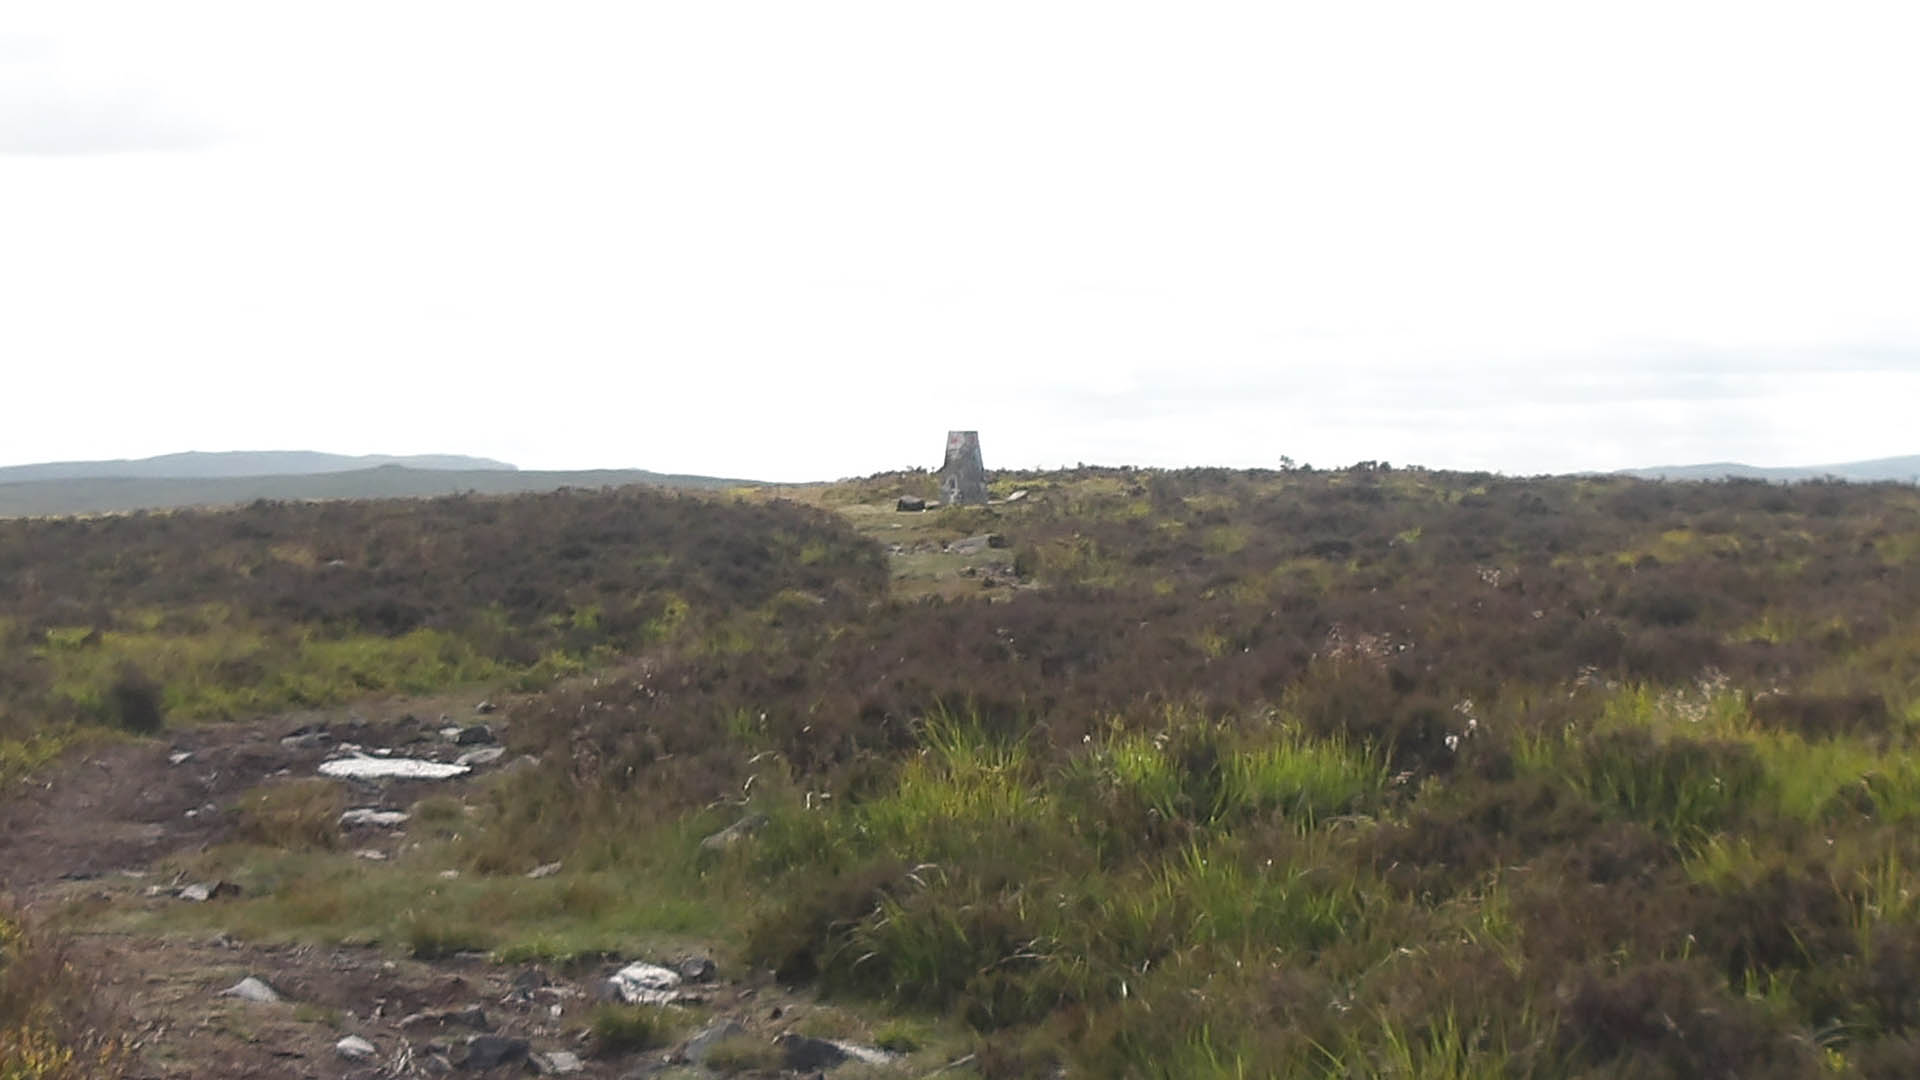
[
  {"x1": 0, "y1": 450, "x2": 517, "y2": 484},
  {"x1": 0, "y1": 465, "x2": 756, "y2": 518},
  {"x1": 1618, "y1": 454, "x2": 1920, "y2": 483}
]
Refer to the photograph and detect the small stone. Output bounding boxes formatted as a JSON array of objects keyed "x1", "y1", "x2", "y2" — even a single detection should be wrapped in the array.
[
  {"x1": 896, "y1": 496, "x2": 927, "y2": 512},
  {"x1": 775, "y1": 1034, "x2": 898, "y2": 1070},
  {"x1": 674, "y1": 954, "x2": 717, "y2": 982},
  {"x1": 354, "y1": 849, "x2": 387, "y2": 861},
  {"x1": 281, "y1": 729, "x2": 331, "y2": 750},
  {"x1": 526, "y1": 861, "x2": 563, "y2": 879},
  {"x1": 178, "y1": 881, "x2": 241, "y2": 902},
  {"x1": 339, "y1": 808, "x2": 410, "y2": 829},
  {"x1": 682, "y1": 1018, "x2": 746, "y2": 1064},
  {"x1": 219, "y1": 976, "x2": 282, "y2": 1004},
  {"x1": 454, "y1": 724, "x2": 494, "y2": 746},
  {"x1": 399, "y1": 1005, "x2": 491, "y2": 1032},
  {"x1": 455, "y1": 746, "x2": 506, "y2": 768},
  {"x1": 335, "y1": 1035, "x2": 376, "y2": 1061},
  {"x1": 457, "y1": 1034, "x2": 528, "y2": 1070},
  {"x1": 439, "y1": 869, "x2": 460, "y2": 880},
  {"x1": 474, "y1": 701, "x2": 497, "y2": 715},
  {"x1": 529, "y1": 1049, "x2": 583, "y2": 1075},
  {"x1": 777, "y1": 1034, "x2": 850, "y2": 1071},
  {"x1": 698, "y1": 813, "x2": 769, "y2": 857},
  {"x1": 167, "y1": 750, "x2": 193, "y2": 765}
]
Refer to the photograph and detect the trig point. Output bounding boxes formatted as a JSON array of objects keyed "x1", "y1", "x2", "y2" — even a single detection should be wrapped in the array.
[{"x1": 939, "y1": 430, "x2": 989, "y2": 506}]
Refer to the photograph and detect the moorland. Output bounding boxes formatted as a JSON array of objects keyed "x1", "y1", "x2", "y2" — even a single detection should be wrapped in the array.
[{"x1": 4, "y1": 465, "x2": 1920, "y2": 1078}]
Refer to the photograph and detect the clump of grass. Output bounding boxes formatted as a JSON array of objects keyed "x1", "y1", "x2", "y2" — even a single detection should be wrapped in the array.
[
  {"x1": 236, "y1": 779, "x2": 345, "y2": 851},
  {"x1": 587, "y1": 1004, "x2": 679, "y2": 1054},
  {"x1": 702, "y1": 1035, "x2": 784, "y2": 1073},
  {"x1": 398, "y1": 909, "x2": 496, "y2": 959},
  {"x1": 0, "y1": 904, "x2": 128, "y2": 1079}
]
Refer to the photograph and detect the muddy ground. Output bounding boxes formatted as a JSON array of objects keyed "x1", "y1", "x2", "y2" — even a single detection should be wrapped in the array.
[{"x1": 2, "y1": 695, "x2": 904, "y2": 1080}]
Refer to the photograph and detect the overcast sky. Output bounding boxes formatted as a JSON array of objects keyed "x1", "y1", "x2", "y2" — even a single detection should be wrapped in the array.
[{"x1": 4, "y1": 2, "x2": 1918, "y2": 481}]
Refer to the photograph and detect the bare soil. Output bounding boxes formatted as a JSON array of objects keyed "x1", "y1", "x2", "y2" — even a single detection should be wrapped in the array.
[{"x1": 0, "y1": 695, "x2": 826, "y2": 1079}]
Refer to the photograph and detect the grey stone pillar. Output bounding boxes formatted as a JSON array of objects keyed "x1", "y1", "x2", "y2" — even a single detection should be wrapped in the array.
[{"x1": 939, "y1": 431, "x2": 988, "y2": 505}]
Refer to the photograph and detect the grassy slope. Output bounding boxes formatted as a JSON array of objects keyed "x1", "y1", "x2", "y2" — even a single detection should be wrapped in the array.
[{"x1": 14, "y1": 467, "x2": 1920, "y2": 1077}]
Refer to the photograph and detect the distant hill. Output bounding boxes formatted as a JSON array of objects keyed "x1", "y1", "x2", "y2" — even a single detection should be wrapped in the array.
[
  {"x1": 0, "y1": 466, "x2": 755, "y2": 518},
  {"x1": 0, "y1": 451, "x2": 517, "y2": 484},
  {"x1": 1619, "y1": 454, "x2": 1920, "y2": 484}
]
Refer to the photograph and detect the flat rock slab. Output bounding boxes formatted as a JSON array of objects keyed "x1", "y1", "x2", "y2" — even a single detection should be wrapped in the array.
[
  {"x1": 339, "y1": 808, "x2": 410, "y2": 828},
  {"x1": 319, "y1": 756, "x2": 471, "y2": 781},
  {"x1": 456, "y1": 746, "x2": 507, "y2": 767},
  {"x1": 776, "y1": 1033, "x2": 899, "y2": 1070}
]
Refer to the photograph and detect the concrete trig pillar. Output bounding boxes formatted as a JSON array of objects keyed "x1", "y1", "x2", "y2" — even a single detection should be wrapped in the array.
[{"x1": 939, "y1": 431, "x2": 988, "y2": 506}]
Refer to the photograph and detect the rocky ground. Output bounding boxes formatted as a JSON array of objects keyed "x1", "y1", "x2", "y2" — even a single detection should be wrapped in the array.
[{"x1": 1, "y1": 695, "x2": 932, "y2": 1080}]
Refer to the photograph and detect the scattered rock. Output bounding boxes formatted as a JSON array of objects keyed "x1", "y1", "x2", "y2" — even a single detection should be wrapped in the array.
[
  {"x1": 354, "y1": 849, "x2": 387, "y2": 861},
  {"x1": 896, "y1": 496, "x2": 928, "y2": 512},
  {"x1": 335, "y1": 1035, "x2": 377, "y2": 1061},
  {"x1": 674, "y1": 954, "x2": 717, "y2": 982},
  {"x1": 682, "y1": 1018, "x2": 746, "y2": 1064},
  {"x1": 526, "y1": 861, "x2": 563, "y2": 879},
  {"x1": 339, "y1": 808, "x2": 410, "y2": 829},
  {"x1": 1004, "y1": 489, "x2": 1029, "y2": 503},
  {"x1": 167, "y1": 750, "x2": 193, "y2": 766},
  {"x1": 219, "y1": 976, "x2": 282, "y2": 1004},
  {"x1": 439, "y1": 869, "x2": 461, "y2": 880},
  {"x1": 454, "y1": 724, "x2": 494, "y2": 746},
  {"x1": 509, "y1": 969, "x2": 549, "y2": 998},
  {"x1": 698, "y1": 813, "x2": 769, "y2": 856},
  {"x1": 319, "y1": 756, "x2": 471, "y2": 781},
  {"x1": 455, "y1": 746, "x2": 506, "y2": 768},
  {"x1": 399, "y1": 1005, "x2": 491, "y2": 1032},
  {"x1": 178, "y1": 881, "x2": 241, "y2": 902},
  {"x1": 281, "y1": 729, "x2": 331, "y2": 750},
  {"x1": 529, "y1": 1049, "x2": 583, "y2": 1075},
  {"x1": 776, "y1": 1034, "x2": 898, "y2": 1070},
  {"x1": 474, "y1": 701, "x2": 497, "y2": 715},
  {"x1": 605, "y1": 962, "x2": 682, "y2": 1005},
  {"x1": 947, "y1": 533, "x2": 1005, "y2": 556},
  {"x1": 456, "y1": 1034, "x2": 528, "y2": 1070},
  {"x1": 777, "y1": 1034, "x2": 852, "y2": 1071}
]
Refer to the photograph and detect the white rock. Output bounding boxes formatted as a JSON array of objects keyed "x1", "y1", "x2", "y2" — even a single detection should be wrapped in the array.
[
  {"x1": 456, "y1": 746, "x2": 506, "y2": 767},
  {"x1": 219, "y1": 976, "x2": 282, "y2": 1004},
  {"x1": 607, "y1": 962, "x2": 682, "y2": 1005},
  {"x1": 319, "y1": 756, "x2": 470, "y2": 781},
  {"x1": 339, "y1": 808, "x2": 410, "y2": 828},
  {"x1": 336, "y1": 1035, "x2": 377, "y2": 1061},
  {"x1": 526, "y1": 861, "x2": 563, "y2": 879},
  {"x1": 531, "y1": 1049, "x2": 583, "y2": 1075}
]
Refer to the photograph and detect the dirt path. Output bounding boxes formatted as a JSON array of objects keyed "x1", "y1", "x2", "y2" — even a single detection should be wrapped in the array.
[{"x1": 1, "y1": 696, "x2": 845, "y2": 1080}]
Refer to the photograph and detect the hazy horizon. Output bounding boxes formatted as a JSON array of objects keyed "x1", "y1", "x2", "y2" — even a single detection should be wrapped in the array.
[{"x1": 6, "y1": 3, "x2": 1918, "y2": 482}]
